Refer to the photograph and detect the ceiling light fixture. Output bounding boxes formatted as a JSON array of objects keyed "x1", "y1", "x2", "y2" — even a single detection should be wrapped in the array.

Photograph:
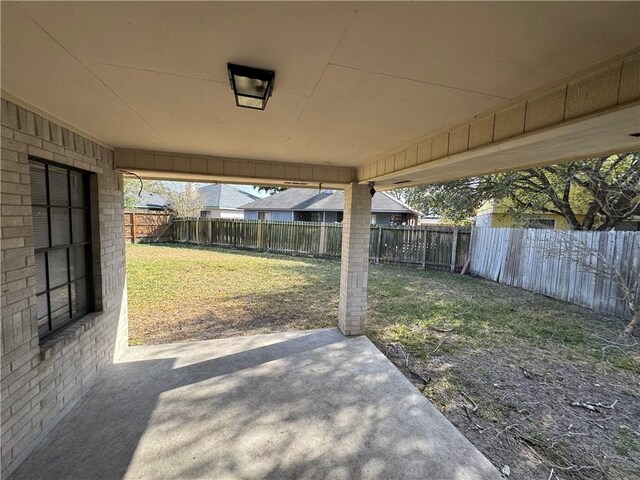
[{"x1": 227, "y1": 63, "x2": 275, "y2": 110}]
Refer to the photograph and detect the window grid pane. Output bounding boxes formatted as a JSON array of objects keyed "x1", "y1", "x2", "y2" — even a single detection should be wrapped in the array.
[
  {"x1": 70, "y1": 171, "x2": 84, "y2": 207},
  {"x1": 29, "y1": 159, "x2": 92, "y2": 339},
  {"x1": 50, "y1": 208, "x2": 71, "y2": 246},
  {"x1": 71, "y1": 246, "x2": 86, "y2": 280},
  {"x1": 48, "y1": 166, "x2": 69, "y2": 206},
  {"x1": 33, "y1": 207, "x2": 50, "y2": 248},
  {"x1": 72, "y1": 209, "x2": 86, "y2": 243},
  {"x1": 29, "y1": 163, "x2": 47, "y2": 204},
  {"x1": 48, "y1": 249, "x2": 68, "y2": 289},
  {"x1": 35, "y1": 253, "x2": 47, "y2": 294}
]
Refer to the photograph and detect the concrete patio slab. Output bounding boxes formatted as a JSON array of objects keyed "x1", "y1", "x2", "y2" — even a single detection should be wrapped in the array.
[{"x1": 10, "y1": 329, "x2": 499, "y2": 479}]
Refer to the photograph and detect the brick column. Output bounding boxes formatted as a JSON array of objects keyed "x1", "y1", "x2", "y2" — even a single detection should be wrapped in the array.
[{"x1": 338, "y1": 182, "x2": 372, "y2": 335}]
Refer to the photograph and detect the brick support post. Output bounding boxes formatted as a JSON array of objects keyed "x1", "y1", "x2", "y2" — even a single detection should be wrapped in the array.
[{"x1": 338, "y1": 182, "x2": 372, "y2": 335}]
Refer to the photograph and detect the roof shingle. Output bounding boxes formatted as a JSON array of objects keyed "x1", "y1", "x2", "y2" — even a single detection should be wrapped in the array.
[
  {"x1": 199, "y1": 184, "x2": 259, "y2": 209},
  {"x1": 241, "y1": 188, "x2": 416, "y2": 213}
]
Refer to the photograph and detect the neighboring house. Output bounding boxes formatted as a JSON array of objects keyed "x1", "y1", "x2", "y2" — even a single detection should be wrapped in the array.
[
  {"x1": 242, "y1": 188, "x2": 418, "y2": 225},
  {"x1": 131, "y1": 191, "x2": 169, "y2": 211},
  {"x1": 198, "y1": 184, "x2": 259, "y2": 219},
  {"x1": 475, "y1": 200, "x2": 640, "y2": 231}
]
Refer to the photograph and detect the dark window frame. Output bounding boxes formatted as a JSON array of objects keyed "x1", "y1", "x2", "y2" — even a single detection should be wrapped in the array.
[
  {"x1": 389, "y1": 213, "x2": 406, "y2": 225},
  {"x1": 29, "y1": 157, "x2": 95, "y2": 340}
]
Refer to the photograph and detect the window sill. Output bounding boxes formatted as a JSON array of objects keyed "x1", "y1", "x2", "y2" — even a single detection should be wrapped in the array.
[{"x1": 39, "y1": 311, "x2": 103, "y2": 361}]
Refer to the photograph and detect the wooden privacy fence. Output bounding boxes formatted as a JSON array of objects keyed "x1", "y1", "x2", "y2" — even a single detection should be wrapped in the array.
[
  {"x1": 173, "y1": 218, "x2": 470, "y2": 271},
  {"x1": 469, "y1": 228, "x2": 640, "y2": 319},
  {"x1": 124, "y1": 210, "x2": 172, "y2": 243}
]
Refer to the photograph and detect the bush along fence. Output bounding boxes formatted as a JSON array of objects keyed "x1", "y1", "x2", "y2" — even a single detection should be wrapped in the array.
[
  {"x1": 172, "y1": 218, "x2": 471, "y2": 271},
  {"x1": 124, "y1": 210, "x2": 173, "y2": 243},
  {"x1": 470, "y1": 228, "x2": 640, "y2": 319}
]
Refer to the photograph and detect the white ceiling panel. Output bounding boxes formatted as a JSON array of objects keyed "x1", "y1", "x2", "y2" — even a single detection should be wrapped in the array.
[
  {"x1": 2, "y1": 2, "x2": 638, "y2": 167},
  {"x1": 285, "y1": 64, "x2": 502, "y2": 165},
  {"x1": 332, "y1": 2, "x2": 640, "y2": 99}
]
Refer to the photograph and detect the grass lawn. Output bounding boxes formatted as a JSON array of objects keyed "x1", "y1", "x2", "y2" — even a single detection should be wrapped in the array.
[{"x1": 127, "y1": 243, "x2": 640, "y2": 480}]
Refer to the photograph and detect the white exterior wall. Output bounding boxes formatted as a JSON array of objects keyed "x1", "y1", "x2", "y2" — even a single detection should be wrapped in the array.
[{"x1": 202, "y1": 208, "x2": 244, "y2": 219}]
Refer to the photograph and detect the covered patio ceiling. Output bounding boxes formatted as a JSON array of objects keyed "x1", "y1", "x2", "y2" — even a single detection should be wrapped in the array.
[{"x1": 2, "y1": 2, "x2": 639, "y2": 188}]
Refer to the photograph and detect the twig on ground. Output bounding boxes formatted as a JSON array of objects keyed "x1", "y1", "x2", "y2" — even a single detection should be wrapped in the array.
[
  {"x1": 496, "y1": 414, "x2": 532, "y2": 437},
  {"x1": 570, "y1": 402, "x2": 599, "y2": 412},
  {"x1": 547, "y1": 468, "x2": 554, "y2": 480},
  {"x1": 432, "y1": 338, "x2": 445, "y2": 354},
  {"x1": 409, "y1": 367, "x2": 431, "y2": 386},
  {"x1": 570, "y1": 400, "x2": 618, "y2": 413},
  {"x1": 460, "y1": 390, "x2": 479, "y2": 420},
  {"x1": 591, "y1": 333, "x2": 638, "y2": 347},
  {"x1": 431, "y1": 327, "x2": 455, "y2": 333},
  {"x1": 600, "y1": 344, "x2": 630, "y2": 361},
  {"x1": 386, "y1": 342, "x2": 431, "y2": 386},
  {"x1": 466, "y1": 423, "x2": 486, "y2": 433},
  {"x1": 496, "y1": 423, "x2": 519, "y2": 437},
  {"x1": 517, "y1": 437, "x2": 600, "y2": 474},
  {"x1": 587, "y1": 400, "x2": 618, "y2": 410},
  {"x1": 587, "y1": 420, "x2": 605, "y2": 430}
]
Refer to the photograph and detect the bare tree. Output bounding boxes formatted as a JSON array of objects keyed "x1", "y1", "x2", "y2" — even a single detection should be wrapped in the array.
[
  {"x1": 532, "y1": 227, "x2": 639, "y2": 336},
  {"x1": 165, "y1": 183, "x2": 205, "y2": 217}
]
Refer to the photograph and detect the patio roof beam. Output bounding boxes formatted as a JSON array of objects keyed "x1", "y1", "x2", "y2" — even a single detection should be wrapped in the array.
[
  {"x1": 115, "y1": 148, "x2": 356, "y2": 189},
  {"x1": 360, "y1": 48, "x2": 640, "y2": 189}
]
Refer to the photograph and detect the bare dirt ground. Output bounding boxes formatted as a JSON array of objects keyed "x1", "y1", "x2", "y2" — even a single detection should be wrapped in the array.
[{"x1": 386, "y1": 339, "x2": 640, "y2": 480}]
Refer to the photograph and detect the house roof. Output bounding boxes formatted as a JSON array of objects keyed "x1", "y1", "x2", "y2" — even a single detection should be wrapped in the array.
[
  {"x1": 198, "y1": 184, "x2": 259, "y2": 209},
  {"x1": 134, "y1": 191, "x2": 168, "y2": 209},
  {"x1": 241, "y1": 188, "x2": 417, "y2": 213}
]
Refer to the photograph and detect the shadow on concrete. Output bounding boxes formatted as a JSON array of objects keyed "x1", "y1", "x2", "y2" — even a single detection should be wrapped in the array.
[{"x1": 10, "y1": 329, "x2": 498, "y2": 480}]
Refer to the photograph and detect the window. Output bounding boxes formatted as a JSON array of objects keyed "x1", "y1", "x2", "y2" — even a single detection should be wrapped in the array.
[
  {"x1": 30, "y1": 160, "x2": 93, "y2": 339},
  {"x1": 296, "y1": 211, "x2": 321, "y2": 222},
  {"x1": 390, "y1": 214, "x2": 405, "y2": 225},
  {"x1": 257, "y1": 211, "x2": 268, "y2": 220}
]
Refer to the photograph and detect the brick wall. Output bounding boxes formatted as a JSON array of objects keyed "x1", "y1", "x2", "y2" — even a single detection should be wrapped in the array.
[
  {"x1": 1, "y1": 98, "x2": 128, "y2": 477},
  {"x1": 338, "y1": 183, "x2": 372, "y2": 335}
]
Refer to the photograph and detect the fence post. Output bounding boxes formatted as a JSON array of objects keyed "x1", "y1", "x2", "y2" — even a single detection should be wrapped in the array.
[
  {"x1": 319, "y1": 223, "x2": 327, "y2": 255},
  {"x1": 376, "y1": 226, "x2": 383, "y2": 263},
  {"x1": 450, "y1": 226, "x2": 459, "y2": 272},
  {"x1": 257, "y1": 221, "x2": 263, "y2": 249},
  {"x1": 467, "y1": 227, "x2": 475, "y2": 272},
  {"x1": 131, "y1": 212, "x2": 137, "y2": 244},
  {"x1": 233, "y1": 221, "x2": 237, "y2": 248},
  {"x1": 421, "y1": 227, "x2": 428, "y2": 269}
]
